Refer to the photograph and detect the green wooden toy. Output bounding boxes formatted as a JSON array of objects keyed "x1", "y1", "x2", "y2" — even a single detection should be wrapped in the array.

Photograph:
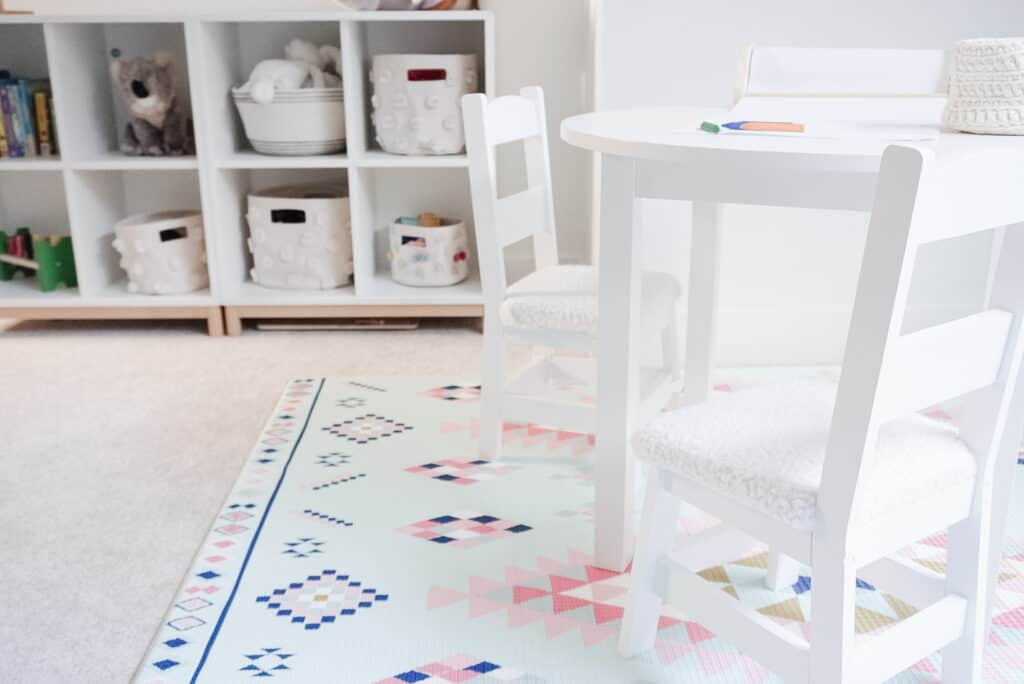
[{"x1": 0, "y1": 228, "x2": 78, "y2": 292}]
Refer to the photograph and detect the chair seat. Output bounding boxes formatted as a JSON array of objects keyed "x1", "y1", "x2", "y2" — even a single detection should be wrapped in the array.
[
  {"x1": 633, "y1": 379, "x2": 977, "y2": 530},
  {"x1": 500, "y1": 264, "x2": 680, "y2": 336}
]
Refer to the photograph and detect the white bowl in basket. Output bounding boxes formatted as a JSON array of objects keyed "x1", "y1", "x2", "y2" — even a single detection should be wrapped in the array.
[{"x1": 232, "y1": 87, "x2": 347, "y2": 155}]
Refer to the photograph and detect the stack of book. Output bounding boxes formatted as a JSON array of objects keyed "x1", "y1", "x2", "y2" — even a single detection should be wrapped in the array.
[{"x1": 0, "y1": 71, "x2": 57, "y2": 158}]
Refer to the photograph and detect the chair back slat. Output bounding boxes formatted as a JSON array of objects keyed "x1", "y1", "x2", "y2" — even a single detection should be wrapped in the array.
[
  {"x1": 819, "y1": 142, "x2": 1024, "y2": 540},
  {"x1": 874, "y1": 310, "x2": 1013, "y2": 423},
  {"x1": 496, "y1": 186, "x2": 551, "y2": 248},
  {"x1": 912, "y1": 148, "x2": 1024, "y2": 244},
  {"x1": 485, "y1": 95, "x2": 543, "y2": 146},
  {"x1": 463, "y1": 87, "x2": 559, "y2": 304},
  {"x1": 739, "y1": 46, "x2": 949, "y2": 98}
]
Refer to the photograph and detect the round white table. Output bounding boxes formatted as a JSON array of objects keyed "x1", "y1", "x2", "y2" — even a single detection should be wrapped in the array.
[{"x1": 561, "y1": 105, "x2": 1024, "y2": 572}]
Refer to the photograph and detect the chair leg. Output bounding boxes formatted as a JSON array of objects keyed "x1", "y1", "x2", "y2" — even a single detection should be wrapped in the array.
[
  {"x1": 942, "y1": 510, "x2": 995, "y2": 682},
  {"x1": 662, "y1": 311, "x2": 683, "y2": 383},
  {"x1": 479, "y1": 318, "x2": 506, "y2": 461},
  {"x1": 809, "y1": 542, "x2": 857, "y2": 683},
  {"x1": 619, "y1": 467, "x2": 680, "y2": 657},
  {"x1": 766, "y1": 552, "x2": 801, "y2": 592}
]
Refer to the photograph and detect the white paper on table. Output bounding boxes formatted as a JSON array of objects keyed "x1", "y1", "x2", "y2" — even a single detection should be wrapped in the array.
[
  {"x1": 721, "y1": 122, "x2": 940, "y2": 141},
  {"x1": 676, "y1": 121, "x2": 940, "y2": 141}
]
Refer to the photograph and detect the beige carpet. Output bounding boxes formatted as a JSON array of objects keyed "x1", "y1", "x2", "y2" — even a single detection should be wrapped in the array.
[{"x1": 0, "y1": 318, "x2": 491, "y2": 684}]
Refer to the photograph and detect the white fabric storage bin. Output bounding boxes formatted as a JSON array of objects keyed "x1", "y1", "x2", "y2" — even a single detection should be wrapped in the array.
[
  {"x1": 371, "y1": 54, "x2": 479, "y2": 155},
  {"x1": 112, "y1": 211, "x2": 208, "y2": 295},
  {"x1": 388, "y1": 218, "x2": 469, "y2": 287},
  {"x1": 247, "y1": 185, "x2": 353, "y2": 290},
  {"x1": 944, "y1": 38, "x2": 1024, "y2": 135},
  {"x1": 232, "y1": 87, "x2": 347, "y2": 155}
]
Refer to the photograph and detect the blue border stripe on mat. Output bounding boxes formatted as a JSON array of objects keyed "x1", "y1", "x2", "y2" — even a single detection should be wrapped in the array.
[{"x1": 190, "y1": 378, "x2": 325, "y2": 683}]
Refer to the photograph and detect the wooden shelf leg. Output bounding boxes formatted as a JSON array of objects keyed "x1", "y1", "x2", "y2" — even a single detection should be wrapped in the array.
[
  {"x1": 206, "y1": 306, "x2": 225, "y2": 337},
  {"x1": 224, "y1": 307, "x2": 243, "y2": 337}
]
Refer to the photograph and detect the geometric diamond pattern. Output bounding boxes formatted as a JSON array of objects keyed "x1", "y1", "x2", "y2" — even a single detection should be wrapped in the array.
[
  {"x1": 322, "y1": 414, "x2": 413, "y2": 444},
  {"x1": 424, "y1": 385, "x2": 482, "y2": 402},
  {"x1": 240, "y1": 647, "x2": 295, "y2": 678},
  {"x1": 427, "y1": 549, "x2": 682, "y2": 651},
  {"x1": 176, "y1": 597, "x2": 213, "y2": 612},
  {"x1": 283, "y1": 537, "x2": 325, "y2": 559},
  {"x1": 316, "y1": 452, "x2": 352, "y2": 468},
  {"x1": 167, "y1": 615, "x2": 205, "y2": 632},
  {"x1": 255, "y1": 570, "x2": 389, "y2": 630},
  {"x1": 405, "y1": 459, "x2": 517, "y2": 485},
  {"x1": 398, "y1": 512, "x2": 532, "y2": 549},
  {"x1": 374, "y1": 655, "x2": 544, "y2": 683},
  {"x1": 153, "y1": 658, "x2": 179, "y2": 672},
  {"x1": 337, "y1": 397, "x2": 367, "y2": 409}
]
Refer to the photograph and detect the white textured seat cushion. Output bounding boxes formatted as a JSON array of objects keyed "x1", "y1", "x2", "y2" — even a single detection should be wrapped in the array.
[
  {"x1": 634, "y1": 379, "x2": 977, "y2": 530},
  {"x1": 500, "y1": 265, "x2": 679, "y2": 335}
]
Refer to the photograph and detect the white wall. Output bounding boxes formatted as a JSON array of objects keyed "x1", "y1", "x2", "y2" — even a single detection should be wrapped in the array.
[
  {"x1": 482, "y1": 0, "x2": 596, "y2": 270},
  {"x1": 599, "y1": 0, "x2": 1024, "y2": 365}
]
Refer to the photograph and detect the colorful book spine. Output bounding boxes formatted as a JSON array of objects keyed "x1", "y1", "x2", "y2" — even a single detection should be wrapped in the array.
[
  {"x1": 15, "y1": 81, "x2": 37, "y2": 156},
  {"x1": 33, "y1": 91, "x2": 51, "y2": 156},
  {"x1": 0, "y1": 85, "x2": 22, "y2": 157},
  {"x1": 0, "y1": 101, "x2": 7, "y2": 158}
]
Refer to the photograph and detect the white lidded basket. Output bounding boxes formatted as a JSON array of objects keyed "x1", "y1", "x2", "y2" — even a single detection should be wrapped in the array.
[
  {"x1": 247, "y1": 184, "x2": 353, "y2": 290},
  {"x1": 944, "y1": 38, "x2": 1024, "y2": 135},
  {"x1": 232, "y1": 87, "x2": 346, "y2": 155},
  {"x1": 371, "y1": 54, "x2": 479, "y2": 155},
  {"x1": 112, "y1": 210, "x2": 208, "y2": 295},
  {"x1": 389, "y1": 218, "x2": 469, "y2": 287}
]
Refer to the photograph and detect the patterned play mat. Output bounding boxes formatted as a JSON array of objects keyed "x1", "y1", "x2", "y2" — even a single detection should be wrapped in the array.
[{"x1": 134, "y1": 376, "x2": 1024, "y2": 683}]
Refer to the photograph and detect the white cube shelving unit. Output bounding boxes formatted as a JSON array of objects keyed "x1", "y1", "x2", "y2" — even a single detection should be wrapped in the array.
[{"x1": 0, "y1": 10, "x2": 493, "y2": 335}]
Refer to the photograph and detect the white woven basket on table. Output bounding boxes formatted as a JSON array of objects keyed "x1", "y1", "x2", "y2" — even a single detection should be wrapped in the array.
[{"x1": 944, "y1": 37, "x2": 1024, "y2": 135}]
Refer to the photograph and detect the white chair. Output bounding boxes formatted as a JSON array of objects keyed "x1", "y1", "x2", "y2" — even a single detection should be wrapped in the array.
[
  {"x1": 462, "y1": 86, "x2": 682, "y2": 460},
  {"x1": 726, "y1": 45, "x2": 952, "y2": 593},
  {"x1": 619, "y1": 143, "x2": 1024, "y2": 682}
]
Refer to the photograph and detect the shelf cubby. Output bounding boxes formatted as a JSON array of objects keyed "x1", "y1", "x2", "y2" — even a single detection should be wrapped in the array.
[
  {"x1": 352, "y1": 166, "x2": 481, "y2": 303},
  {"x1": 64, "y1": 168, "x2": 209, "y2": 303},
  {"x1": 45, "y1": 22, "x2": 195, "y2": 167},
  {"x1": 0, "y1": 23, "x2": 59, "y2": 165},
  {"x1": 194, "y1": 19, "x2": 347, "y2": 166},
  {"x1": 209, "y1": 166, "x2": 354, "y2": 305},
  {"x1": 343, "y1": 19, "x2": 488, "y2": 161},
  {"x1": 0, "y1": 170, "x2": 76, "y2": 305}
]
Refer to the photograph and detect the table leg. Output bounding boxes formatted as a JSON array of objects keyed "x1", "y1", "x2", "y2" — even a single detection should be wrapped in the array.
[
  {"x1": 682, "y1": 202, "x2": 722, "y2": 405},
  {"x1": 594, "y1": 154, "x2": 643, "y2": 572}
]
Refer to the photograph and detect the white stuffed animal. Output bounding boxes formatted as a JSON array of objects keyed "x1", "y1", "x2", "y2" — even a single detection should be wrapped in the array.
[
  {"x1": 241, "y1": 40, "x2": 344, "y2": 104},
  {"x1": 319, "y1": 45, "x2": 343, "y2": 77},
  {"x1": 284, "y1": 39, "x2": 343, "y2": 87},
  {"x1": 242, "y1": 59, "x2": 326, "y2": 104}
]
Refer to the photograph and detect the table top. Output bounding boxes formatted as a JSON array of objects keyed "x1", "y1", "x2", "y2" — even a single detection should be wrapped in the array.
[{"x1": 561, "y1": 106, "x2": 1024, "y2": 173}]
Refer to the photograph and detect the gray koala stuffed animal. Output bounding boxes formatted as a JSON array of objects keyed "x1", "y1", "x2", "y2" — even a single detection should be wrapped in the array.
[{"x1": 110, "y1": 52, "x2": 195, "y2": 156}]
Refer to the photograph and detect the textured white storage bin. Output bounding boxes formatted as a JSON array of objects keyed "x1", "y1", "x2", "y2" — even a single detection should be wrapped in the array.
[
  {"x1": 247, "y1": 185, "x2": 353, "y2": 290},
  {"x1": 389, "y1": 218, "x2": 469, "y2": 287},
  {"x1": 232, "y1": 87, "x2": 347, "y2": 155},
  {"x1": 945, "y1": 38, "x2": 1024, "y2": 135},
  {"x1": 112, "y1": 211, "x2": 209, "y2": 295},
  {"x1": 371, "y1": 54, "x2": 479, "y2": 155}
]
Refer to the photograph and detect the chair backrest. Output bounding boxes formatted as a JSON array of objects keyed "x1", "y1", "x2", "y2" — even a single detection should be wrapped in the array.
[
  {"x1": 820, "y1": 142, "x2": 1024, "y2": 541},
  {"x1": 462, "y1": 87, "x2": 559, "y2": 307},
  {"x1": 733, "y1": 46, "x2": 950, "y2": 126}
]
